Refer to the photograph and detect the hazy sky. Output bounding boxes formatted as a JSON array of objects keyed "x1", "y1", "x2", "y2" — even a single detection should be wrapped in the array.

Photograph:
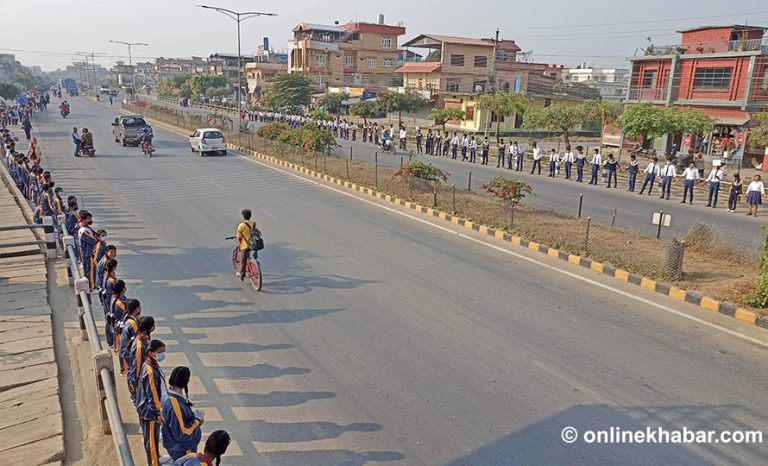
[{"x1": 3, "y1": 0, "x2": 768, "y2": 71}]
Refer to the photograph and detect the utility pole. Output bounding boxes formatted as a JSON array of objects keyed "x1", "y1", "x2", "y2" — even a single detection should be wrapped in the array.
[
  {"x1": 197, "y1": 5, "x2": 277, "y2": 118},
  {"x1": 483, "y1": 29, "x2": 500, "y2": 139},
  {"x1": 109, "y1": 40, "x2": 148, "y2": 99}
]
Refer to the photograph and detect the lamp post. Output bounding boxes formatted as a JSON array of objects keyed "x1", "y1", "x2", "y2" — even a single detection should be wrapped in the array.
[
  {"x1": 197, "y1": 5, "x2": 276, "y2": 118},
  {"x1": 109, "y1": 40, "x2": 148, "y2": 99}
]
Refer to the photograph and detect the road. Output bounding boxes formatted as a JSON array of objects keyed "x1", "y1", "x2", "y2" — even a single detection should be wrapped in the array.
[
  {"x1": 36, "y1": 96, "x2": 768, "y2": 465},
  {"x1": 139, "y1": 94, "x2": 766, "y2": 255}
]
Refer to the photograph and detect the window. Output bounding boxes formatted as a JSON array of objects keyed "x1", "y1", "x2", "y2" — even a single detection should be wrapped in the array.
[
  {"x1": 472, "y1": 80, "x2": 486, "y2": 93},
  {"x1": 407, "y1": 80, "x2": 417, "y2": 89},
  {"x1": 474, "y1": 56, "x2": 488, "y2": 68},
  {"x1": 343, "y1": 56, "x2": 354, "y2": 69},
  {"x1": 450, "y1": 54, "x2": 465, "y2": 66},
  {"x1": 383, "y1": 58, "x2": 393, "y2": 68},
  {"x1": 641, "y1": 70, "x2": 657, "y2": 88},
  {"x1": 426, "y1": 79, "x2": 438, "y2": 90},
  {"x1": 446, "y1": 80, "x2": 460, "y2": 92},
  {"x1": 502, "y1": 81, "x2": 511, "y2": 91},
  {"x1": 367, "y1": 57, "x2": 377, "y2": 69},
  {"x1": 693, "y1": 67, "x2": 733, "y2": 89},
  {"x1": 762, "y1": 68, "x2": 768, "y2": 91},
  {"x1": 465, "y1": 106, "x2": 474, "y2": 120},
  {"x1": 315, "y1": 54, "x2": 327, "y2": 67},
  {"x1": 381, "y1": 36, "x2": 392, "y2": 49}
]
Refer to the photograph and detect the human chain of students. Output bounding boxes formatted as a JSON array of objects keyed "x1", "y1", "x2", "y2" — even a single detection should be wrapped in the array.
[{"x1": 3, "y1": 99, "x2": 233, "y2": 466}]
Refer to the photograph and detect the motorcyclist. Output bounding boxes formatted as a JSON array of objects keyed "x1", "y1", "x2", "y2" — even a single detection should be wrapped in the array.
[
  {"x1": 60, "y1": 101, "x2": 70, "y2": 115},
  {"x1": 380, "y1": 128, "x2": 392, "y2": 151},
  {"x1": 81, "y1": 128, "x2": 94, "y2": 151},
  {"x1": 138, "y1": 127, "x2": 153, "y2": 150}
]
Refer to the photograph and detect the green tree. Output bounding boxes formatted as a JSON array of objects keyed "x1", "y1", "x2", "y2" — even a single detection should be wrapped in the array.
[
  {"x1": 376, "y1": 89, "x2": 427, "y2": 127},
  {"x1": 11, "y1": 70, "x2": 37, "y2": 89},
  {"x1": 586, "y1": 101, "x2": 623, "y2": 142},
  {"x1": 428, "y1": 108, "x2": 467, "y2": 132},
  {"x1": 207, "y1": 87, "x2": 231, "y2": 99},
  {"x1": 523, "y1": 102, "x2": 593, "y2": 146},
  {"x1": 749, "y1": 112, "x2": 768, "y2": 152},
  {"x1": 350, "y1": 100, "x2": 377, "y2": 123},
  {"x1": 263, "y1": 72, "x2": 313, "y2": 109},
  {"x1": 673, "y1": 107, "x2": 714, "y2": 136},
  {"x1": 318, "y1": 92, "x2": 349, "y2": 115},
  {"x1": 187, "y1": 74, "x2": 230, "y2": 96},
  {"x1": 616, "y1": 103, "x2": 667, "y2": 140},
  {"x1": 0, "y1": 82, "x2": 23, "y2": 99},
  {"x1": 478, "y1": 91, "x2": 530, "y2": 142}
]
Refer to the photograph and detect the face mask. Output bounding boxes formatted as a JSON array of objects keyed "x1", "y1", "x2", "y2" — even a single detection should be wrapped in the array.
[
  {"x1": 87, "y1": 220, "x2": 93, "y2": 225},
  {"x1": 155, "y1": 352, "x2": 166, "y2": 362}
]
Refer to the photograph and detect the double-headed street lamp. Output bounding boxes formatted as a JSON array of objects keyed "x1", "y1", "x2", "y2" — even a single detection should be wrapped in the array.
[
  {"x1": 197, "y1": 5, "x2": 276, "y2": 117},
  {"x1": 109, "y1": 40, "x2": 148, "y2": 99}
]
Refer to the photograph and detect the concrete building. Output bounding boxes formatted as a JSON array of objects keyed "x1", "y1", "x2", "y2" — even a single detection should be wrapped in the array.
[
  {"x1": 155, "y1": 57, "x2": 207, "y2": 81},
  {"x1": 287, "y1": 15, "x2": 406, "y2": 90},
  {"x1": 563, "y1": 64, "x2": 630, "y2": 101},
  {"x1": 245, "y1": 62, "x2": 288, "y2": 100},
  {"x1": 626, "y1": 24, "x2": 768, "y2": 166}
]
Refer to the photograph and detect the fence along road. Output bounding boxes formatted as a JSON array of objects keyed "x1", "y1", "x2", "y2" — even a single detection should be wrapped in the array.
[
  {"x1": 139, "y1": 93, "x2": 766, "y2": 255},
  {"x1": 36, "y1": 95, "x2": 768, "y2": 464}
]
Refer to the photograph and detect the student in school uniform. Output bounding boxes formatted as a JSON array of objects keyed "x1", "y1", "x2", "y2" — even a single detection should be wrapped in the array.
[
  {"x1": 451, "y1": 132, "x2": 459, "y2": 159},
  {"x1": 639, "y1": 157, "x2": 660, "y2": 195},
  {"x1": 443, "y1": 135, "x2": 451, "y2": 157},
  {"x1": 658, "y1": 159, "x2": 677, "y2": 200},
  {"x1": 136, "y1": 339, "x2": 167, "y2": 466},
  {"x1": 605, "y1": 153, "x2": 618, "y2": 188},
  {"x1": 415, "y1": 128, "x2": 423, "y2": 154},
  {"x1": 77, "y1": 210, "x2": 98, "y2": 291},
  {"x1": 680, "y1": 161, "x2": 700, "y2": 204},
  {"x1": 481, "y1": 138, "x2": 490, "y2": 165},
  {"x1": 496, "y1": 139, "x2": 506, "y2": 168},
  {"x1": 547, "y1": 149, "x2": 559, "y2": 177},
  {"x1": 460, "y1": 134, "x2": 469, "y2": 161},
  {"x1": 434, "y1": 131, "x2": 442, "y2": 156},
  {"x1": 100, "y1": 259, "x2": 117, "y2": 319},
  {"x1": 162, "y1": 367, "x2": 205, "y2": 462},
  {"x1": 575, "y1": 146, "x2": 586, "y2": 182},
  {"x1": 516, "y1": 142, "x2": 525, "y2": 172},
  {"x1": 118, "y1": 299, "x2": 142, "y2": 376},
  {"x1": 627, "y1": 154, "x2": 639, "y2": 192},
  {"x1": 109, "y1": 280, "x2": 128, "y2": 353},
  {"x1": 128, "y1": 316, "x2": 154, "y2": 405},
  {"x1": 588, "y1": 149, "x2": 602, "y2": 185},
  {"x1": 507, "y1": 142, "x2": 516, "y2": 170},
  {"x1": 562, "y1": 145, "x2": 574, "y2": 180},
  {"x1": 705, "y1": 164, "x2": 725, "y2": 208},
  {"x1": 174, "y1": 430, "x2": 231, "y2": 466},
  {"x1": 530, "y1": 142, "x2": 542, "y2": 175},
  {"x1": 746, "y1": 174, "x2": 765, "y2": 216},
  {"x1": 469, "y1": 136, "x2": 477, "y2": 163},
  {"x1": 727, "y1": 174, "x2": 743, "y2": 213}
]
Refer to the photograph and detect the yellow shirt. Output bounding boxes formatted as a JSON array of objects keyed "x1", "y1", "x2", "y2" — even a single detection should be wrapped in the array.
[{"x1": 236, "y1": 220, "x2": 256, "y2": 250}]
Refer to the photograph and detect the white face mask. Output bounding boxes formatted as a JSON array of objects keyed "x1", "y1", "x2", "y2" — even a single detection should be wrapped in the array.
[{"x1": 155, "y1": 352, "x2": 166, "y2": 363}]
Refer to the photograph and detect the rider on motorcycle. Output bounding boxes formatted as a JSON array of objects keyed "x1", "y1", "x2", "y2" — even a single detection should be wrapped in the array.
[
  {"x1": 138, "y1": 127, "x2": 153, "y2": 150},
  {"x1": 380, "y1": 128, "x2": 393, "y2": 151},
  {"x1": 81, "y1": 128, "x2": 94, "y2": 151},
  {"x1": 60, "y1": 101, "x2": 70, "y2": 115}
]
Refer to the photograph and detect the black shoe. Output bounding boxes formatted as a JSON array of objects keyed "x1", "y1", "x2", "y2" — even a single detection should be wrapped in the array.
[{"x1": 680, "y1": 201, "x2": 686, "y2": 204}]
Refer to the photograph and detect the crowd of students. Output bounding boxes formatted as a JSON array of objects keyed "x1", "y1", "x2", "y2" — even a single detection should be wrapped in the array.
[{"x1": 3, "y1": 104, "x2": 233, "y2": 465}]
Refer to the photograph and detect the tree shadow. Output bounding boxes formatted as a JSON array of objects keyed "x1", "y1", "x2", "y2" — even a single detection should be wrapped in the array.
[
  {"x1": 249, "y1": 420, "x2": 382, "y2": 443},
  {"x1": 203, "y1": 363, "x2": 310, "y2": 379},
  {"x1": 256, "y1": 450, "x2": 405, "y2": 465}
]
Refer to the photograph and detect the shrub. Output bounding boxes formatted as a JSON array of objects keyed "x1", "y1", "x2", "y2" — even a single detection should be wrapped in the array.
[
  {"x1": 393, "y1": 157, "x2": 450, "y2": 184},
  {"x1": 480, "y1": 176, "x2": 535, "y2": 203}
]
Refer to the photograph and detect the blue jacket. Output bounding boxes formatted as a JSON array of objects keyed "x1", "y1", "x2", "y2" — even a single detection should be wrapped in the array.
[
  {"x1": 101, "y1": 276, "x2": 116, "y2": 316},
  {"x1": 136, "y1": 355, "x2": 165, "y2": 420},
  {"x1": 119, "y1": 315, "x2": 139, "y2": 372},
  {"x1": 127, "y1": 333, "x2": 149, "y2": 394},
  {"x1": 65, "y1": 210, "x2": 79, "y2": 237},
  {"x1": 78, "y1": 226, "x2": 97, "y2": 264},
  {"x1": 162, "y1": 391, "x2": 203, "y2": 460},
  {"x1": 41, "y1": 190, "x2": 56, "y2": 217}
]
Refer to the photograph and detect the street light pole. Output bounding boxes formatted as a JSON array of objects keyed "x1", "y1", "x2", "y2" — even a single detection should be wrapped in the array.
[
  {"x1": 109, "y1": 40, "x2": 148, "y2": 100},
  {"x1": 197, "y1": 5, "x2": 276, "y2": 118}
]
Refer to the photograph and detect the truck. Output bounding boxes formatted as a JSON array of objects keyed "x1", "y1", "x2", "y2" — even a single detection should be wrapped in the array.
[
  {"x1": 62, "y1": 78, "x2": 78, "y2": 96},
  {"x1": 112, "y1": 115, "x2": 152, "y2": 146}
]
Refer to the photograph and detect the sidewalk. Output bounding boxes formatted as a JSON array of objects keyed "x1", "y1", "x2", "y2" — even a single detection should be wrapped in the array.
[{"x1": 0, "y1": 170, "x2": 65, "y2": 465}]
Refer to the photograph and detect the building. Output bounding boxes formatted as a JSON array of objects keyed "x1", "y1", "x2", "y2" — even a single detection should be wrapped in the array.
[
  {"x1": 244, "y1": 62, "x2": 288, "y2": 100},
  {"x1": 114, "y1": 63, "x2": 135, "y2": 87},
  {"x1": 626, "y1": 25, "x2": 768, "y2": 166},
  {"x1": 155, "y1": 57, "x2": 207, "y2": 81},
  {"x1": 287, "y1": 15, "x2": 406, "y2": 90},
  {"x1": 255, "y1": 38, "x2": 288, "y2": 65},
  {"x1": 563, "y1": 64, "x2": 630, "y2": 101}
]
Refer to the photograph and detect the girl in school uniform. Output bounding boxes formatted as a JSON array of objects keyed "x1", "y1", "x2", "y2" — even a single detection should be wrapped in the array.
[
  {"x1": 746, "y1": 174, "x2": 764, "y2": 216},
  {"x1": 163, "y1": 367, "x2": 205, "y2": 462},
  {"x1": 136, "y1": 339, "x2": 167, "y2": 466},
  {"x1": 173, "y1": 430, "x2": 231, "y2": 466},
  {"x1": 727, "y1": 174, "x2": 743, "y2": 213},
  {"x1": 109, "y1": 279, "x2": 128, "y2": 352}
]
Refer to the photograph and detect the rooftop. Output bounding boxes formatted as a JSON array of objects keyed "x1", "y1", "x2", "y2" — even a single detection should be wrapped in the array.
[
  {"x1": 402, "y1": 34, "x2": 521, "y2": 52},
  {"x1": 292, "y1": 23, "x2": 347, "y2": 33},
  {"x1": 676, "y1": 24, "x2": 767, "y2": 33},
  {"x1": 394, "y1": 62, "x2": 442, "y2": 74}
]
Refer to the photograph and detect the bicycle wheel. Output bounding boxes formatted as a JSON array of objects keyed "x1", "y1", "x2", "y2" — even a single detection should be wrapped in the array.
[
  {"x1": 247, "y1": 259, "x2": 262, "y2": 291},
  {"x1": 232, "y1": 247, "x2": 240, "y2": 274}
]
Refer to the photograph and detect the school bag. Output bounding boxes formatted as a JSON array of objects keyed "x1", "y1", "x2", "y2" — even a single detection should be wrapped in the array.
[{"x1": 245, "y1": 222, "x2": 264, "y2": 251}]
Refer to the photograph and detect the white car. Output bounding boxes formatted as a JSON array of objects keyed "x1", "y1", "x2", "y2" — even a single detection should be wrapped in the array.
[{"x1": 189, "y1": 128, "x2": 227, "y2": 156}]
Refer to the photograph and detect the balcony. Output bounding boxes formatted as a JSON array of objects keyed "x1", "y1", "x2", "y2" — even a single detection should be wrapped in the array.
[
  {"x1": 642, "y1": 39, "x2": 768, "y2": 56},
  {"x1": 627, "y1": 87, "x2": 668, "y2": 102},
  {"x1": 727, "y1": 38, "x2": 768, "y2": 53}
]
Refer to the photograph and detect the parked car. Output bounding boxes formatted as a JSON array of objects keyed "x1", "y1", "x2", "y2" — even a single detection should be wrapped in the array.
[
  {"x1": 112, "y1": 115, "x2": 151, "y2": 146},
  {"x1": 189, "y1": 128, "x2": 226, "y2": 156}
]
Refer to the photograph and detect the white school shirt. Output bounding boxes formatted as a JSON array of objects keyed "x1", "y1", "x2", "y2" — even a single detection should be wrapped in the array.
[
  {"x1": 563, "y1": 151, "x2": 574, "y2": 163},
  {"x1": 451, "y1": 135, "x2": 460, "y2": 145},
  {"x1": 590, "y1": 153, "x2": 602, "y2": 165},
  {"x1": 399, "y1": 129, "x2": 407, "y2": 139},
  {"x1": 576, "y1": 152, "x2": 586, "y2": 160},
  {"x1": 508, "y1": 144, "x2": 516, "y2": 156},
  {"x1": 644, "y1": 162, "x2": 659, "y2": 176},
  {"x1": 461, "y1": 137, "x2": 469, "y2": 147},
  {"x1": 548, "y1": 151, "x2": 560, "y2": 162},
  {"x1": 747, "y1": 181, "x2": 765, "y2": 194},
  {"x1": 705, "y1": 168, "x2": 724, "y2": 183},
  {"x1": 517, "y1": 144, "x2": 525, "y2": 155},
  {"x1": 682, "y1": 167, "x2": 700, "y2": 180},
  {"x1": 470, "y1": 140, "x2": 477, "y2": 149},
  {"x1": 661, "y1": 164, "x2": 676, "y2": 177},
  {"x1": 532, "y1": 147, "x2": 542, "y2": 160}
]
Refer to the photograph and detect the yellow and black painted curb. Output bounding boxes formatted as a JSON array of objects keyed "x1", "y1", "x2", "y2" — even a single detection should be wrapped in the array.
[{"x1": 141, "y1": 114, "x2": 767, "y2": 330}]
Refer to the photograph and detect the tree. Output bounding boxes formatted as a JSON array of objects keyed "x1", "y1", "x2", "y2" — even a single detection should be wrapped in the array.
[
  {"x1": 0, "y1": 82, "x2": 23, "y2": 99},
  {"x1": 616, "y1": 103, "x2": 667, "y2": 140},
  {"x1": 187, "y1": 74, "x2": 230, "y2": 96},
  {"x1": 673, "y1": 107, "x2": 714, "y2": 136},
  {"x1": 376, "y1": 89, "x2": 427, "y2": 127},
  {"x1": 318, "y1": 92, "x2": 349, "y2": 115},
  {"x1": 478, "y1": 91, "x2": 530, "y2": 142},
  {"x1": 207, "y1": 87, "x2": 231, "y2": 99},
  {"x1": 523, "y1": 102, "x2": 593, "y2": 146},
  {"x1": 586, "y1": 101, "x2": 623, "y2": 142},
  {"x1": 749, "y1": 112, "x2": 768, "y2": 153},
  {"x1": 428, "y1": 108, "x2": 466, "y2": 132},
  {"x1": 350, "y1": 100, "x2": 377, "y2": 123},
  {"x1": 263, "y1": 72, "x2": 313, "y2": 109}
]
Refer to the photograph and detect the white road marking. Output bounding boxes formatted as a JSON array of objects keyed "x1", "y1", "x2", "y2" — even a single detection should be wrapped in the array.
[
  {"x1": 260, "y1": 210, "x2": 279, "y2": 220},
  {"x1": 532, "y1": 359, "x2": 618, "y2": 407},
  {"x1": 156, "y1": 119, "x2": 768, "y2": 350}
]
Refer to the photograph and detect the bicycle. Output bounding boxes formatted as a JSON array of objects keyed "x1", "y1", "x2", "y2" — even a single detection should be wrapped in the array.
[{"x1": 225, "y1": 237, "x2": 262, "y2": 291}]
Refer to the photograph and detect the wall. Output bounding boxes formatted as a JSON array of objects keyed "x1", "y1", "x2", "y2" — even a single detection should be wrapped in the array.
[{"x1": 676, "y1": 56, "x2": 752, "y2": 102}]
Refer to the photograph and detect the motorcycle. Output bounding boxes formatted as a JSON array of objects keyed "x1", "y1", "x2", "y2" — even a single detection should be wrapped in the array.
[
  {"x1": 60, "y1": 108, "x2": 69, "y2": 118},
  {"x1": 379, "y1": 138, "x2": 396, "y2": 154},
  {"x1": 80, "y1": 143, "x2": 95, "y2": 157},
  {"x1": 140, "y1": 139, "x2": 154, "y2": 157}
]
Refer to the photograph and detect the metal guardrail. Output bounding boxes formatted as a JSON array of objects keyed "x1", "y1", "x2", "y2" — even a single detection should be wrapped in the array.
[{"x1": 58, "y1": 217, "x2": 135, "y2": 466}]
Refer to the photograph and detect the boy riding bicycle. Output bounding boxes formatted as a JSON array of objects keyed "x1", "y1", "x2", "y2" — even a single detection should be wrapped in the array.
[{"x1": 235, "y1": 209, "x2": 259, "y2": 281}]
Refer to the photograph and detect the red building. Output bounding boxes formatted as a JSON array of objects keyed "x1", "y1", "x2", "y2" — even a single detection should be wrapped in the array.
[{"x1": 626, "y1": 25, "x2": 768, "y2": 166}]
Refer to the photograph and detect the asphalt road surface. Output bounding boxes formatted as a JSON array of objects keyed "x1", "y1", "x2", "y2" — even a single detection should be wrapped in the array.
[
  {"x1": 139, "y1": 94, "x2": 767, "y2": 255},
  {"x1": 35, "y1": 96, "x2": 768, "y2": 465}
]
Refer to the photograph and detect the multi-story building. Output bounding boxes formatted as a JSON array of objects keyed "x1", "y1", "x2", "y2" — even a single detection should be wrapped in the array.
[
  {"x1": 245, "y1": 62, "x2": 288, "y2": 100},
  {"x1": 625, "y1": 25, "x2": 768, "y2": 166},
  {"x1": 287, "y1": 15, "x2": 406, "y2": 90},
  {"x1": 155, "y1": 57, "x2": 207, "y2": 81},
  {"x1": 563, "y1": 65, "x2": 630, "y2": 101}
]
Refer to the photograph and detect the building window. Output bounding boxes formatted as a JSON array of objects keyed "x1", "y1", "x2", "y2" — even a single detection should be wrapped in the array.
[
  {"x1": 450, "y1": 54, "x2": 465, "y2": 67},
  {"x1": 502, "y1": 81, "x2": 511, "y2": 91},
  {"x1": 407, "y1": 80, "x2": 417, "y2": 89},
  {"x1": 446, "y1": 80, "x2": 460, "y2": 92},
  {"x1": 693, "y1": 67, "x2": 733, "y2": 89},
  {"x1": 472, "y1": 81, "x2": 486, "y2": 93},
  {"x1": 474, "y1": 56, "x2": 488, "y2": 68},
  {"x1": 426, "y1": 79, "x2": 438, "y2": 90},
  {"x1": 466, "y1": 106, "x2": 474, "y2": 120},
  {"x1": 384, "y1": 58, "x2": 393, "y2": 67},
  {"x1": 315, "y1": 54, "x2": 327, "y2": 67},
  {"x1": 762, "y1": 68, "x2": 768, "y2": 91},
  {"x1": 343, "y1": 56, "x2": 354, "y2": 69},
  {"x1": 641, "y1": 70, "x2": 657, "y2": 88},
  {"x1": 367, "y1": 57, "x2": 376, "y2": 69},
  {"x1": 381, "y1": 36, "x2": 392, "y2": 49}
]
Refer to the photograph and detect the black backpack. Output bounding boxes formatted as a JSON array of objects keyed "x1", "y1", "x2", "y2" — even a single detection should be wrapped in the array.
[{"x1": 245, "y1": 222, "x2": 264, "y2": 251}]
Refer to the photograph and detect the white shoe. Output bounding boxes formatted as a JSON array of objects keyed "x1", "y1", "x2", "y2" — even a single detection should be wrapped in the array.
[{"x1": 159, "y1": 455, "x2": 173, "y2": 464}]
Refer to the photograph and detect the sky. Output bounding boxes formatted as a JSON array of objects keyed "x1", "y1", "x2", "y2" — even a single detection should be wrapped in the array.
[{"x1": 2, "y1": 0, "x2": 768, "y2": 71}]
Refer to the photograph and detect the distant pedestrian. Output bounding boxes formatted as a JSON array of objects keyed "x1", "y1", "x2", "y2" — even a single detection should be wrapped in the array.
[
  {"x1": 415, "y1": 128, "x2": 423, "y2": 154},
  {"x1": 575, "y1": 146, "x2": 586, "y2": 182},
  {"x1": 639, "y1": 157, "x2": 659, "y2": 195},
  {"x1": 659, "y1": 159, "x2": 676, "y2": 200},
  {"x1": 547, "y1": 149, "x2": 558, "y2": 177},
  {"x1": 727, "y1": 174, "x2": 742, "y2": 212},
  {"x1": 451, "y1": 132, "x2": 459, "y2": 159},
  {"x1": 481, "y1": 138, "x2": 489, "y2": 165},
  {"x1": 21, "y1": 116, "x2": 32, "y2": 140},
  {"x1": 705, "y1": 164, "x2": 725, "y2": 208},
  {"x1": 72, "y1": 127, "x2": 81, "y2": 157},
  {"x1": 746, "y1": 174, "x2": 764, "y2": 216},
  {"x1": 399, "y1": 126, "x2": 407, "y2": 151},
  {"x1": 469, "y1": 136, "x2": 477, "y2": 163},
  {"x1": 627, "y1": 154, "x2": 639, "y2": 191},
  {"x1": 516, "y1": 142, "x2": 525, "y2": 171},
  {"x1": 563, "y1": 145, "x2": 574, "y2": 180},
  {"x1": 461, "y1": 134, "x2": 469, "y2": 161},
  {"x1": 605, "y1": 153, "x2": 618, "y2": 188},
  {"x1": 530, "y1": 142, "x2": 542, "y2": 175},
  {"x1": 497, "y1": 139, "x2": 506, "y2": 168},
  {"x1": 695, "y1": 153, "x2": 706, "y2": 178},
  {"x1": 588, "y1": 148, "x2": 602, "y2": 184},
  {"x1": 680, "y1": 161, "x2": 700, "y2": 204}
]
